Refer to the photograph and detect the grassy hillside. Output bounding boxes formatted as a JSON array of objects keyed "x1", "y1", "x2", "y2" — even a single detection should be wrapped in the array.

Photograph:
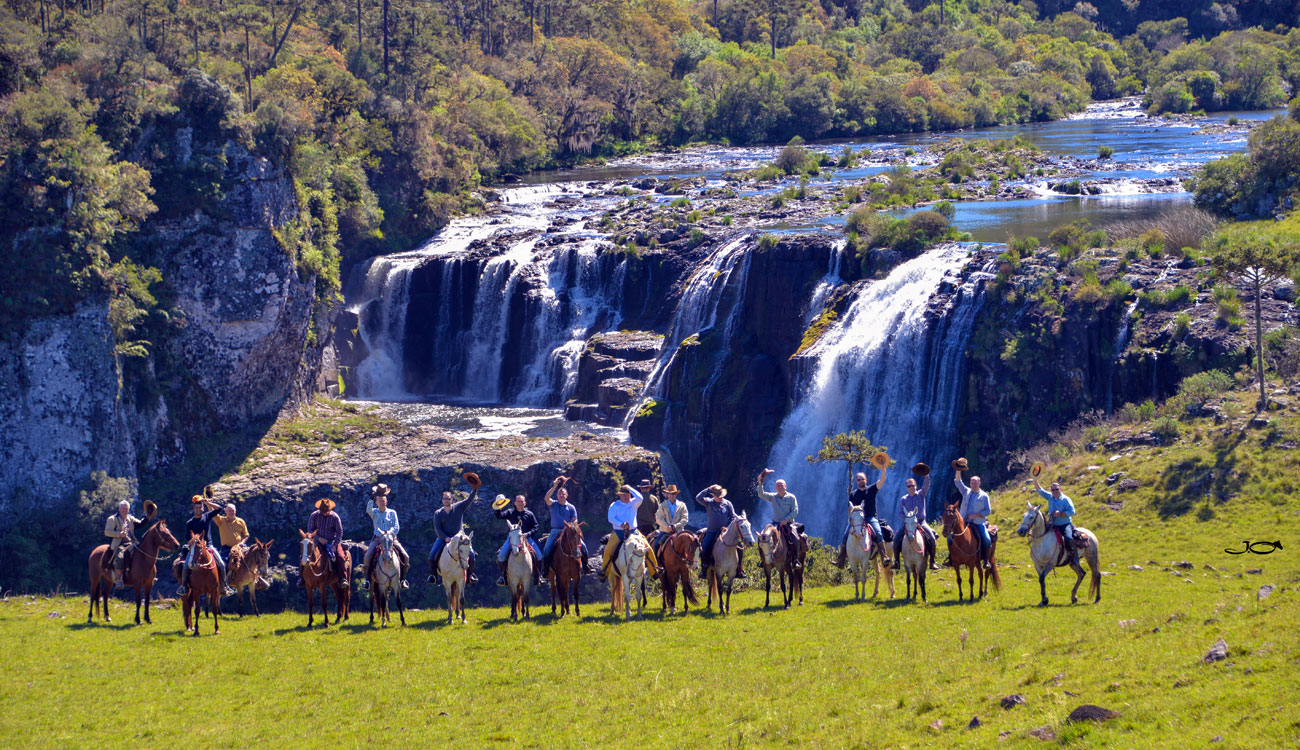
[{"x1": 3, "y1": 381, "x2": 1298, "y2": 748}]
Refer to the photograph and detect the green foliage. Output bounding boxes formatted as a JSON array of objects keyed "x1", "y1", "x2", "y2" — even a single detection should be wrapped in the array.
[
  {"x1": 1097, "y1": 145, "x2": 1114, "y2": 159},
  {"x1": 1141, "y1": 285, "x2": 1193, "y2": 309},
  {"x1": 797, "y1": 307, "x2": 837, "y2": 355},
  {"x1": 1177, "y1": 370, "x2": 1234, "y2": 408},
  {"x1": 1212, "y1": 284, "x2": 1242, "y2": 325},
  {"x1": 1192, "y1": 116, "x2": 1300, "y2": 218},
  {"x1": 807, "y1": 430, "x2": 886, "y2": 482},
  {"x1": 757, "y1": 233, "x2": 779, "y2": 251}
]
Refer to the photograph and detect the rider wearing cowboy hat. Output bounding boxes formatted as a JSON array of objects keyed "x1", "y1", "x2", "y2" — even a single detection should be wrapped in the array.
[
  {"x1": 494, "y1": 494, "x2": 544, "y2": 588},
  {"x1": 602, "y1": 482, "x2": 659, "y2": 579},
  {"x1": 360, "y1": 483, "x2": 410, "y2": 591},
  {"x1": 836, "y1": 467, "x2": 891, "y2": 569},
  {"x1": 954, "y1": 460, "x2": 994, "y2": 570},
  {"x1": 648, "y1": 484, "x2": 688, "y2": 562},
  {"x1": 307, "y1": 497, "x2": 348, "y2": 583},
  {"x1": 893, "y1": 467, "x2": 939, "y2": 571},
  {"x1": 697, "y1": 484, "x2": 745, "y2": 579},
  {"x1": 541, "y1": 476, "x2": 594, "y2": 576},
  {"x1": 104, "y1": 500, "x2": 144, "y2": 585},
  {"x1": 179, "y1": 495, "x2": 234, "y2": 597}
]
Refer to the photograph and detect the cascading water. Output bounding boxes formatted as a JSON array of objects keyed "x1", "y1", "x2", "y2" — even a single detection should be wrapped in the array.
[
  {"x1": 764, "y1": 244, "x2": 991, "y2": 539},
  {"x1": 1106, "y1": 300, "x2": 1140, "y2": 413}
]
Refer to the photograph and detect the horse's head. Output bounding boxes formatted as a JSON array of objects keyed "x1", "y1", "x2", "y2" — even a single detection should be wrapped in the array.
[
  {"x1": 848, "y1": 503, "x2": 864, "y2": 529},
  {"x1": 676, "y1": 532, "x2": 700, "y2": 561},
  {"x1": 153, "y1": 520, "x2": 180, "y2": 553},
  {"x1": 380, "y1": 531, "x2": 395, "y2": 553},
  {"x1": 736, "y1": 512, "x2": 756, "y2": 545},
  {"x1": 249, "y1": 539, "x2": 273, "y2": 577},
  {"x1": 758, "y1": 526, "x2": 777, "y2": 553},
  {"x1": 449, "y1": 531, "x2": 474, "y2": 566},
  {"x1": 941, "y1": 503, "x2": 961, "y2": 535},
  {"x1": 299, "y1": 529, "x2": 316, "y2": 565},
  {"x1": 507, "y1": 523, "x2": 525, "y2": 551},
  {"x1": 903, "y1": 510, "x2": 918, "y2": 534},
  {"x1": 1016, "y1": 502, "x2": 1042, "y2": 537}
]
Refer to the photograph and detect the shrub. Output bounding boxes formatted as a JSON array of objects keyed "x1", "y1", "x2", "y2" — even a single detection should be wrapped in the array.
[
  {"x1": 1152, "y1": 416, "x2": 1180, "y2": 440},
  {"x1": 1142, "y1": 285, "x2": 1192, "y2": 308},
  {"x1": 1098, "y1": 145, "x2": 1114, "y2": 159},
  {"x1": 1121, "y1": 399, "x2": 1157, "y2": 423},
  {"x1": 843, "y1": 185, "x2": 862, "y2": 203},
  {"x1": 933, "y1": 200, "x2": 956, "y2": 220},
  {"x1": 1213, "y1": 284, "x2": 1242, "y2": 325},
  {"x1": 776, "y1": 136, "x2": 809, "y2": 174},
  {"x1": 1173, "y1": 312, "x2": 1192, "y2": 336},
  {"x1": 758, "y1": 233, "x2": 779, "y2": 251},
  {"x1": 1177, "y1": 370, "x2": 1233, "y2": 408}
]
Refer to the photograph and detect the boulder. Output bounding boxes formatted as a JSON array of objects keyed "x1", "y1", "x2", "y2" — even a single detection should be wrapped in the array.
[
  {"x1": 1203, "y1": 638, "x2": 1229, "y2": 663},
  {"x1": 1066, "y1": 705, "x2": 1118, "y2": 723},
  {"x1": 1000, "y1": 694, "x2": 1027, "y2": 709}
]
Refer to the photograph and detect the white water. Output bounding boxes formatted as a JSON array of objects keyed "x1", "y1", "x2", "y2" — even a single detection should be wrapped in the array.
[
  {"x1": 1107, "y1": 300, "x2": 1141, "y2": 413},
  {"x1": 765, "y1": 244, "x2": 990, "y2": 539}
]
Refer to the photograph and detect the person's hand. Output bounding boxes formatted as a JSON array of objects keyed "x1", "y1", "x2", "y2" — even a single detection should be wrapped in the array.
[
  {"x1": 760, "y1": 468, "x2": 773, "y2": 478},
  {"x1": 554, "y1": 476, "x2": 567, "y2": 487}
]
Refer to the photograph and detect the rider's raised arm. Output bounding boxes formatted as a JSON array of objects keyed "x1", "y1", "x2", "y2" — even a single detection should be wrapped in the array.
[
  {"x1": 920, "y1": 474, "x2": 931, "y2": 500},
  {"x1": 954, "y1": 473, "x2": 969, "y2": 497},
  {"x1": 628, "y1": 486, "x2": 643, "y2": 509},
  {"x1": 1035, "y1": 486, "x2": 1053, "y2": 502},
  {"x1": 875, "y1": 465, "x2": 887, "y2": 490},
  {"x1": 607, "y1": 501, "x2": 621, "y2": 528},
  {"x1": 695, "y1": 488, "x2": 712, "y2": 507}
]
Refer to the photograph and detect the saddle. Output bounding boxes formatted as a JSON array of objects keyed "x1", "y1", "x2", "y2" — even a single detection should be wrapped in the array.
[{"x1": 878, "y1": 520, "x2": 895, "y2": 544}]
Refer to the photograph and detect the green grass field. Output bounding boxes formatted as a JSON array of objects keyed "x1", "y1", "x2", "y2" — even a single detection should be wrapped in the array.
[{"x1": 3, "y1": 386, "x2": 1299, "y2": 748}]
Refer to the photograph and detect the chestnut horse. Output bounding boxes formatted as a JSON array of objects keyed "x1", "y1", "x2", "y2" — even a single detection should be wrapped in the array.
[
  {"x1": 228, "y1": 539, "x2": 273, "y2": 616},
  {"x1": 941, "y1": 504, "x2": 1002, "y2": 601},
  {"x1": 298, "y1": 530, "x2": 351, "y2": 627},
  {"x1": 182, "y1": 535, "x2": 222, "y2": 635},
  {"x1": 87, "y1": 520, "x2": 180, "y2": 624},
  {"x1": 548, "y1": 520, "x2": 584, "y2": 618},
  {"x1": 658, "y1": 532, "x2": 699, "y2": 615}
]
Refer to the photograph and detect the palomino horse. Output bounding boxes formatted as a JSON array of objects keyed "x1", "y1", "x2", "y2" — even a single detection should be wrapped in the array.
[
  {"x1": 609, "y1": 532, "x2": 649, "y2": 619},
  {"x1": 706, "y1": 513, "x2": 756, "y2": 614},
  {"x1": 506, "y1": 524, "x2": 534, "y2": 622},
  {"x1": 368, "y1": 531, "x2": 406, "y2": 627},
  {"x1": 87, "y1": 520, "x2": 180, "y2": 624},
  {"x1": 899, "y1": 511, "x2": 928, "y2": 603},
  {"x1": 845, "y1": 505, "x2": 893, "y2": 601},
  {"x1": 438, "y1": 530, "x2": 474, "y2": 624},
  {"x1": 1015, "y1": 503, "x2": 1101, "y2": 606},
  {"x1": 549, "y1": 520, "x2": 584, "y2": 618},
  {"x1": 227, "y1": 539, "x2": 273, "y2": 617},
  {"x1": 182, "y1": 534, "x2": 222, "y2": 635},
  {"x1": 941, "y1": 504, "x2": 1002, "y2": 601},
  {"x1": 659, "y1": 532, "x2": 700, "y2": 615},
  {"x1": 298, "y1": 530, "x2": 351, "y2": 627},
  {"x1": 758, "y1": 524, "x2": 805, "y2": 608}
]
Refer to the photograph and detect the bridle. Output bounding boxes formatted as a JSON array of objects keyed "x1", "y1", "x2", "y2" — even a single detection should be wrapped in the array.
[{"x1": 1020, "y1": 509, "x2": 1049, "y2": 541}]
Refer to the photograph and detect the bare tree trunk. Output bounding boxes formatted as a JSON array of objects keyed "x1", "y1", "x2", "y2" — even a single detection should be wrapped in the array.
[
  {"x1": 356, "y1": 0, "x2": 362, "y2": 48},
  {"x1": 382, "y1": 0, "x2": 390, "y2": 76},
  {"x1": 1255, "y1": 277, "x2": 1266, "y2": 409},
  {"x1": 269, "y1": 3, "x2": 300, "y2": 66},
  {"x1": 244, "y1": 24, "x2": 252, "y2": 104}
]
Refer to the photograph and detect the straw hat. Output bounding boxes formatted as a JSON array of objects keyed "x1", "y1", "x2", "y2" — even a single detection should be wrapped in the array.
[
  {"x1": 315, "y1": 498, "x2": 336, "y2": 512},
  {"x1": 952, "y1": 457, "x2": 969, "y2": 471},
  {"x1": 491, "y1": 493, "x2": 511, "y2": 510},
  {"x1": 373, "y1": 483, "x2": 391, "y2": 497},
  {"x1": 912, "y1": 462, "x2": 931, "y2": 477},
  {"x1": 871, "y1": 452, "x2": 890, "y2": 470},
  {"x1": 706, "y1": 484, "x2": 727, "y2": 498},
  {"x1": 1031, "y1": 463, "x2": 1044, "y2": 478},
  {"x1": 464, "y1": 472, "x2": 481, "y2": 489}
]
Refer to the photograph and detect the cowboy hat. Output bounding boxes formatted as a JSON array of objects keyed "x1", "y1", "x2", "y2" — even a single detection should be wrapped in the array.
[
  {"x1": 315, "y1": 498, "x2": 336, "y2": 512},
  {"x1": 952, "y1": 457, "x2": 969, "y2": 471},
  {"x1": 203, "y1": 485, "x2": 213, "y2": 498},
  {"x1": 871, "y1": 452, "x2": 890, "y2": 470},
  {"x1": 144, "y1": 500, "x2": 158, "y2": 519},
  {"x1": 491, "y1": 493, "x2": 511, "y2": 510},
  {"x1": 464, "y1": 472, "x2": 481, "y2": 489},
  {"x1": 912, "y1": 462, "x2": 930, "y2": 477},
  {"x1": 706, "y1": 484, "x2": 727, "y2": 498},
  {"x1": 191, "y1": 494, "x2": 205, "y2": 504},
  {"x1": 664, "y1": 484, "x2": 680, "y2": 494},
  {"x1": 1031, "y1": 463, "x2": 1044, "y2": 478},
  {"x1": 372, "y1": 483, "x2": 391, "y2": 496}
]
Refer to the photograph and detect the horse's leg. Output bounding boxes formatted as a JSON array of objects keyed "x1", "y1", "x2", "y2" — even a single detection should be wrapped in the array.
[
  {"x1": 88, "y1": 578, "x2": 98, "y2": 623},
  {"x1": 212, "y1": 590, "x2": 221, "y2": 635},
  {"x1": 920, "y1": 569, "x2": 927, "y2": 603},
  {"x1": 764, "y1": 567, "x2": 771, "y2": 608},
  {"x1": 573, "y1": 575, "x2": 581, "y2": 618},
  {"x1": 1038, "y1": 566, "x2": 1050, "y2": 607},
  {"x1": 102, "y1": 579, "x2": 112, "y2": 623},
  {"x1": 1070, "y1": 561, "x2": 1086, "y2": 604}
]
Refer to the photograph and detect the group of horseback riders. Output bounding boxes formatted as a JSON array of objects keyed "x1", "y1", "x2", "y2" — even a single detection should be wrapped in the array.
[{"x1": 100, "y1": 453, "x2": 1082, "y2": 599}]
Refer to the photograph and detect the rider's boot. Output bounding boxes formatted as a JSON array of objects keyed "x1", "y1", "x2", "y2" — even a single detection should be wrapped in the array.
[
  {"x1": 735, "y1": 549, "x2": 747, "y2": 579},
  {"x1": 834, "y1": 544, "x2": 847, "y2": 569},
  {"x1": 427, "y1": 559, "x2": 440, "y2": 585},
  {"x1": 467, "y1": 556, "x2": 479, "y2": 583},
  {"x1": 1064, "y1": 537, "x2": 1078, "y2": 566},
  {"x1": 496, "y1": 559, "x2": 508, "y2": 586},
  {"x1": 176, "y1": 566, "x2": 189, "y2": 597},
  {"x1": 359, "y1": 553, "x2": 373, "y2": 590},
  {"x1": 399, "y1": 558, "x2": 410, "y2": 590},
  {"x1": 927, "y1": 535, "x2": 941, "y2": 570}
]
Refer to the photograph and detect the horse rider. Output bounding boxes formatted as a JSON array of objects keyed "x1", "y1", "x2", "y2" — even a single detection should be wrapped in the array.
[
  {"x1": 835, "y1": 468, "x2": 891, "y2": 569},
  {"x1": 953, "y1": 461, "x2": 993, "y2": 570},
  {"x1": 104, "y1": 500, "x2": 144, "y2": 585},
  {"x1": 697, "y1": 484, "x2": 745, "y2": 579},
  {"x1": 179, "y1": 495, "x2": 234, "y2": 597},
  {"x1": 212, "y1": 501, "x2": 267, "y2": 588},
  {"x1": 360, "y1": 483, "x2": 410, "y2": 591},
  {"x1": 635, "y1": 477, "x2": 659, "y2": 533},
  {"x1": 307, "y1": 497, "x2": 348, "y2": 583},
  {"x1": 601, "y1": 483, "x2": 659, "y2": 579},
  {"x1": 648, "y1": 483, "x2": 688, "y2": 563},
  {"x1": 755, "y1": 469, "x2": 805, "y2": 570},
  {"x1": 892, "y1": 469, "x2": 938, "y2": 571},
  {"x1": 1033, "y1": 475, "x2": 1078, "y2": 565},
  {"x1": 494, "y1": 494, "x2": 544, "y2": 588},
  {"x1": 428, "y1": 476, "x2": 482, "y2": 585},
  {"x1": 541, "y1": 475, "x2": 594, "y2": 576}
]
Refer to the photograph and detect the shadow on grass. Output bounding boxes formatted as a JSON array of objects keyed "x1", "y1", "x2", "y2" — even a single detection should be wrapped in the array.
[{"x1": 67, "y1": 620, "x2": 139, "y2": 631}]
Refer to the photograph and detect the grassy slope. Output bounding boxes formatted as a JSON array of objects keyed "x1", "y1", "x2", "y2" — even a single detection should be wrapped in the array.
[{"x1": 3, "y1": 387, "x2": 1299, "y2": 748}]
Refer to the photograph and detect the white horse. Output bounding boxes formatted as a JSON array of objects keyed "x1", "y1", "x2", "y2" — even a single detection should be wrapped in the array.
[
  {"x1": 707, "y1": 513, "x2": 756, "y2": 614},
  {"x1": 1015, "y1": 503, "x2": 1101, "y2": 607},
  {"x1": 368, "y1": 531, "x2": 405, "y2": 627},
  {"x1": 609, "y1": 532, "x2": 649, "y2": 619},
  {"x1": 899, "y1": 510, "x2": 928, "y2": 603},
  {"x1": 506, "y1": 523, "x2": 534, "y2": 622},
  {"x1": 438, "y1": 531, "x2": 474, "y2": 623},
  {"x1": 846, "y1": 504, "x2": 894, "y2": 601}
]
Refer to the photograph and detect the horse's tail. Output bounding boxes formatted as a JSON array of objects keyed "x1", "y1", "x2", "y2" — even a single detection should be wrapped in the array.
[
  {"x1": 680, "y1": 569, "x2": 699, "y2": 606},
  {"x1": 1086, "y1": 534, "x2": 1101, "y2": 601},
  {"x1": 610, "y1": 571, "x2": 624, "y2": 604},
  {"x1": 988, "y1": 560, "x2": 1003, "y2": 591}
]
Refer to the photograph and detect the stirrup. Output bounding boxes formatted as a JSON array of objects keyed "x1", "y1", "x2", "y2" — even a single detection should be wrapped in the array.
[
  {"x1": 400, "y1": 580, "x2": 409, "y2": 590},
  {"x1": 427, "y1": 574, "x2": 439, "y2": 584}
]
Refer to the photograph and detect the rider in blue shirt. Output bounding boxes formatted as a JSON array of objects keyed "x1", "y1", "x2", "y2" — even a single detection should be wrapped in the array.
[
  {"x1": 541, "y1": 476, "x2": 592, "y2": 576},
  {"x1": 1034, "y1": 476, "x2": 1077, "y2": 564}
]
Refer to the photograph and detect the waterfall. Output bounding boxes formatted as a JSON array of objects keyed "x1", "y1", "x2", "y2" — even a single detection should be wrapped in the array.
[
  {"x1": 1106, "y1": 300, "x2": 1140, "y2": 413},
  {"x1": 764, "y1": 244, "x2": 990, "y2": 540}
]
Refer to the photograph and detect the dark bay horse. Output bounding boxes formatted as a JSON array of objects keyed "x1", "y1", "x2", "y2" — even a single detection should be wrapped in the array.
[
  {"x1": 757, "y1": 524, "x2": 805, "y2": 608},
  {"x1": 942, "y1": 504, "x2": 1002, "y2": 601},
  {"x1": 182, "y1": 534, "x2": 221, "y2": 636},
  {"x1": 658, "y1": 532, "x2": 699, "y2": 615},
  {"x1": 298, "y1": 529, "x2": 351, "y2": 627},
  {"x1": 549, "y1": 520, "x2": 584, "y2": 618},
  {"x1": 87, "y1": 520, "x2": 180, "y2": 624}
]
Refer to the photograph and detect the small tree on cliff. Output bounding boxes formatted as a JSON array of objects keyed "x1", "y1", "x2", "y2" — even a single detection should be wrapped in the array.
[
  {"x1": 808, "y1": 430, "x2": 888, "y2": 490},
  {"x1": 1211, "y1": 230, "x2": 1300, "y2": 409}
]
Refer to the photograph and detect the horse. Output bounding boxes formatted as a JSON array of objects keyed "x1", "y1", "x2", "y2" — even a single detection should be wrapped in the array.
[
  {"x1": 941, "y1": 504, "x2": 1002, "y2": 601},
  {"x1": 899, "y1": 511, "x2": 928, "y2": 603},
  {"x1": 298, "y1": 530, "x2": 351, "y2": 627},
  {"x1": 506, "y1": 524, "x2": 534, "y2": 622},
  {"x1": 182, "y1": 534, "x2": 222, "y2": 635},
  {"x1": 438, "y1": 530, "x2": 474, "y2": 624},
  {"x1": 548, "y1": 520, "x2": 584, "y2": 618},
  {"x1": 659, "y1": 532, "x2": 700, "y2": 615},
  {"x1": 87, "y1": 520, "x2": 180, "y2": 624},
  {"x1": 845, "y1": 504, "x2": 893, "y2": 601},
  {"x1": 227, "y1": 539, "x2": 273, "y2": 617},
  {"x1": 609, "y1": 532, "x2": 649, "y2": 619},
  {"x1": 367, "y1": 531, "x2": 406, "y2": 627},
  {"x1": 706, "y1": 513, "x2": 755, "y2": 615},
  {"x1": 1015, "y1": 503, "x2": 1101, "y2": 606},
  {"x1": 757, "y1": 525, "x2": 797, "y2": 608}
]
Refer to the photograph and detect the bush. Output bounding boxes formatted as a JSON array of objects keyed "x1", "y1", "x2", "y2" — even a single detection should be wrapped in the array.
[
  {"x1": 1152, "y1": 416, "x2": 1180, "y2": 441},
  {"x1": 776, "y1": 137, "x2": 809, "y2": 174},
  {"x1": 1098, "y1": 145, "x2": 1114, "y2": 159},
  {"x1": 758, "y1": 233, "x2": 779, "y2": 251},
  {"x1": 1213, "y1": 284, "x2": 1242, "y2": 325},
  {"x1": 1121, "y1": 399, "x2": 1157, "y2": 423},
  {"x1": 1177, "y1": 370, "x2": 1233, "y2": 408},
  {"x1": 1173, "y1": 312, "x2": 1192, "y2": 337},
  {"x1": 933, "y1": 200, "x2": 956, "y2": 220}
]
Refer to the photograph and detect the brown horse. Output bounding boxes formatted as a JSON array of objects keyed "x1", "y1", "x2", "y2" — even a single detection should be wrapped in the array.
[
  {"x1": 548, "y1": 520, "x2": 585, "y2": 618},
  {"x1": 942, "y1": 504, "x2": 1002, "y2": 601},
  {"x1": 227, "y1": 539, "x2": 273, "y2": 616},
  {"x1": 182, "y1": 534, "x2": 222, "y2": 635},
  {"x1": 658, "y1": 532, "x2": 699, "y2": 615},
  {"x1": 757, "y1": 524, "x2": 805, "y2": 608},
  {"x1": 298, "y1": 529, "x2": 351, "y2": 627},
  {"x1": 87, "y1": 520, "x2": 180, "y2": 624}
]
